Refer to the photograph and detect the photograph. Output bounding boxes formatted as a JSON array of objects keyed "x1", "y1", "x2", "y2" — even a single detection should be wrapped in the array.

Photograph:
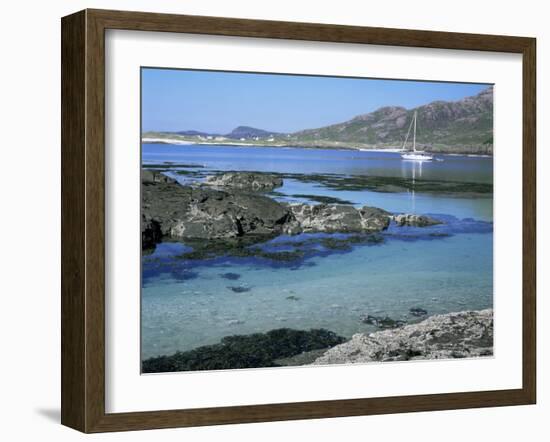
[{"x1": 140, "y1": 68, "x2": 494, "y2": 374}]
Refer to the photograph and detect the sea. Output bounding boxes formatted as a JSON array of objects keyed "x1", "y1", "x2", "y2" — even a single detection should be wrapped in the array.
[{"x1": 141, "y1": 144, "x2": 493, "y2": 360}]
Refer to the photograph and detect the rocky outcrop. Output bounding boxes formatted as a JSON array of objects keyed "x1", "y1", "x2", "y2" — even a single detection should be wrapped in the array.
[
  {"x1": 142, "y1": 181, "x2": 292, "y2": 242},
  {"x1": 392, "y1": 213, "x2": 442, "y2": 227},
  {"x1": 313, "y1": 309, "x2": 493, "y2": 365},
  {"x1": 205, "y1": 172, "x2": 283, "y2": 191},
  {"x1": 141, "y1": 173, "x2": 446, "y2": 250},
  {"x1": 141, "y1": 179, "x2": 397, "y2": 248},
  {"x1": 141, "y1": 169, "x2": 175, "y2": 184},
  {"x1": 285, "y1": 204, "x2": 391, "y2": 234}
]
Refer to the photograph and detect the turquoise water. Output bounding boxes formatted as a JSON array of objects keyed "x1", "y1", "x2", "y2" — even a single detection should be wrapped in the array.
[{"x1": 141, "y1": 144, "x2": 493, "y2": 359}]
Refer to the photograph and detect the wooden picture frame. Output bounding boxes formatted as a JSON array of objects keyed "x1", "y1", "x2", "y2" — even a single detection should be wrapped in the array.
[{"x1": 61, "y1": 8, "x2": 536, "y2": 433}]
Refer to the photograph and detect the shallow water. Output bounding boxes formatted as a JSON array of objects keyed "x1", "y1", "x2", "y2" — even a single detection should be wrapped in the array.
[{"x1": 141, "y1": 144, "x2": 493, "y2": 360}]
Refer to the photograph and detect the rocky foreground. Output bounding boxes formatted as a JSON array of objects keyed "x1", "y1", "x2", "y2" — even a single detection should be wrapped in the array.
[
  {"x1": 142, "y1": 310, "x2": 493, "y2": 372},
  {"x1": 313, "y1": 309, "x2": 493, "y2": 365},
  {"x1": 141, "y1": 170, "x2": 441, "y2": 249}
]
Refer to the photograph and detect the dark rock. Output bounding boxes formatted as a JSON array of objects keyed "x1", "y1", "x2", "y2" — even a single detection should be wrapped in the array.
[
  {"x1": 142, "y1": 180, "x2": 293, "y2": 242},
  {"x1": 205, "y1": 172, "x2": 283, "y2": 191},
  {"x1": 141, "y1": 169, "x2": 175, "y2": 184},
  {"x1": 141, "y1": 177, "x2": 393, "y2": 249},
  {"x1": 409, "y1": 307, "x2": 428, "y2": 317},
  {"x1": 141, "y1": 215, "x2": 162, "y2": 250}
]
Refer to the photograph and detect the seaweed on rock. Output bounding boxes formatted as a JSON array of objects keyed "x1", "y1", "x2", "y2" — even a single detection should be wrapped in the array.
[{"x1": 142, "y1": 328, "x2": 345, "y2": 373}]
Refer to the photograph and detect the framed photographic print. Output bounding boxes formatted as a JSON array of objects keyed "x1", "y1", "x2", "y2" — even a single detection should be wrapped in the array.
[{"x1": 61, "y1": 9, "x2": 536, "y2": 433}]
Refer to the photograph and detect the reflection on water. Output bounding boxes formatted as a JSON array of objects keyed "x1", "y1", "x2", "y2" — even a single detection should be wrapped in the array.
[{"x1": 408, "y1": 160, "x2": 423, "y2": 213}]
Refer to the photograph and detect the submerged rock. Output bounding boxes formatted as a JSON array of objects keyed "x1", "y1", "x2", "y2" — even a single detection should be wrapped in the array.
[
  {"x1": 409, "y1": 307, "x2": 428, "y2": 317},
  {"x1": 289, "y1": 194, "x2": 354, "y2": 205},
  {"x1": 314, "y1": 309, "x2": 493, "y2": 365},
  {"x1": 393, "y1": 213, "x2": 442, "y2": 227},
  {"x1": 220, "y1": 272, "x2": 241, "y2": 280},
  {"x1": 205, "y1": 172, "x2": 283, "y2": 191},
  {"x1": 280, "y1": 172, "x2": 493, "y2": 194},
  {"x1": 227, "y1": 286, "x2": 251, "y2": 293},
  {"x1": 360, "y1": 314, "x2": 406, "y2": 329},
  {"x1": 177, "y1": 237, "x2": 306, "y2": 262}
]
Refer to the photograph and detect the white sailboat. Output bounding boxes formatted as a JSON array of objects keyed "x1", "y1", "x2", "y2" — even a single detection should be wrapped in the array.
[{"x1": 400, "y1": 111, "x2": 433, "y2": 161}]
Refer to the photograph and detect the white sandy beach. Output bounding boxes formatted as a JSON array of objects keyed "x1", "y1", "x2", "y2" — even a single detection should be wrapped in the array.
[
  {"x1": 141, "y1": 137, "x2": 194, "y2": 145},
  {"x1": 141, "y1": 137, "x2": 407, "y2": 151}
]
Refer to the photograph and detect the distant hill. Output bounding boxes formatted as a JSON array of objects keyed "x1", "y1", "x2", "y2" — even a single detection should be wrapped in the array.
[
  {"x1": 171, "y1": 126, "x2": 278, "y2": 140},
  {"x1": 225, "y1": 126, "x2": 279, "y2": 139},
  {"x1": 175, "y1": 130, "x2": 219, "y2": 137},
  {"x1": 288, "y1": 87, "x2": 493, "y2": 153}
]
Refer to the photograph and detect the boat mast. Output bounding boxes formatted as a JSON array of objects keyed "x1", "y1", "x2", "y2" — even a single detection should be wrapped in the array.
[
  {"x1": 412, "y1": 111, "x2": 417, "y2": 153},
  {"x1": 401, "y1": 112, "x2": 415, "y2": 151}
]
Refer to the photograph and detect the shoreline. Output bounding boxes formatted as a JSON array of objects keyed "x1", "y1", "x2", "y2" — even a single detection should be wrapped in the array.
[{"x1": 141, "y1": 309, "x2": 493, "y2": 372}]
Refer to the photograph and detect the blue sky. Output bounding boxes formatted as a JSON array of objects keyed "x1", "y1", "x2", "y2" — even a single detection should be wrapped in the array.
[{"x1": 142, "y1": 68, "x2": 490, "y2": 134}]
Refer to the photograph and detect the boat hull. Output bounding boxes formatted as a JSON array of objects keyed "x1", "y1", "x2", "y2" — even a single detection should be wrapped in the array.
[{"x1": 401, "y1": 153, "x2": 433, "y2": 161}]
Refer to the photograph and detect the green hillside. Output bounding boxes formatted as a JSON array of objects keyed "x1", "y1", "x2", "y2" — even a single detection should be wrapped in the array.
[{"x1": 286, "y1": 86, "x2": 493, "y2": 153}]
